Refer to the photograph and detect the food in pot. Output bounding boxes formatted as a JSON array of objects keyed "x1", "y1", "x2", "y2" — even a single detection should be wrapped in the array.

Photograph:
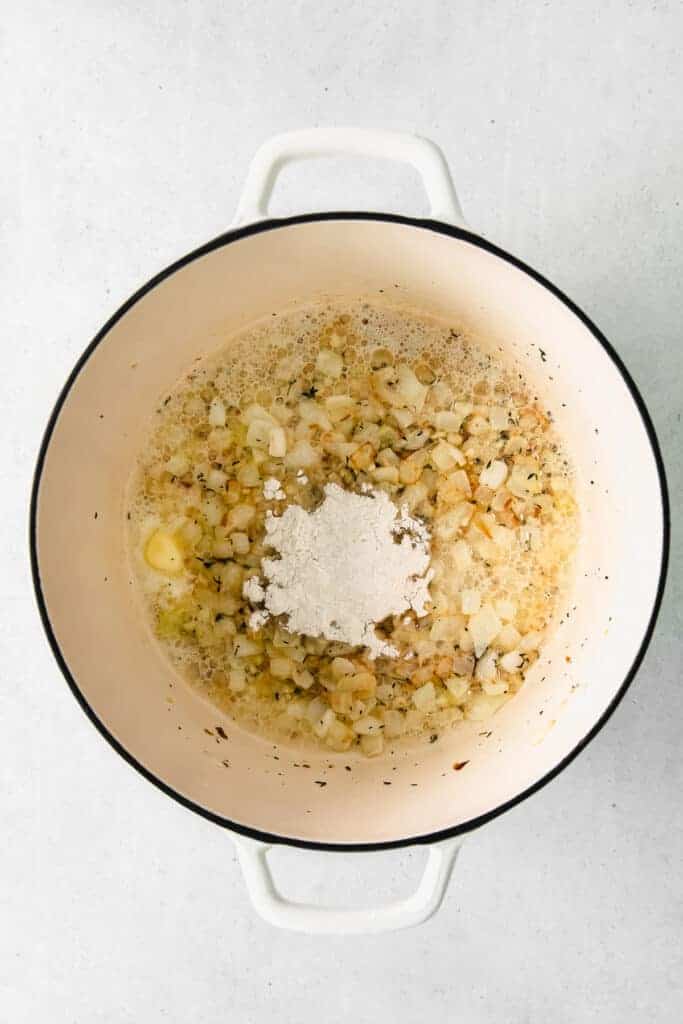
[{"x1": 128, "y1": 303, "x2": 577, "y2": 756}]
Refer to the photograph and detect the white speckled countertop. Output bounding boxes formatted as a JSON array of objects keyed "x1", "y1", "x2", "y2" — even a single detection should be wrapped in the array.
[{"x1": 2, "y1": 2, "x2": 681, "y2": 1021}]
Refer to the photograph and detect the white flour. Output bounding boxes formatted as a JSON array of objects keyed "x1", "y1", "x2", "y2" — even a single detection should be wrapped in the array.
[
  {"x1": 250, "y1": 483, "x2": 432, "y2": 658},
  {"x1": 263, "y1": 477, "x2": 285, "y2": 500}
]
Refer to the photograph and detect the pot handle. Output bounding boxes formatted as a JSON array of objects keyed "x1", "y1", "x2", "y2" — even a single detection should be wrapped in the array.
[
  {"x1": 232, "y1": 127, "x2": 466, "y2": 228},
  {"x1": 232, "y1": 833, "x2": 462, "y2": 934}
]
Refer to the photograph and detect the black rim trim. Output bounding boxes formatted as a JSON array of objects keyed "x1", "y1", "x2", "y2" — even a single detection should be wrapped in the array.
[{"x1": 29, "y1": 211, "x2": 670, "y2": 852}]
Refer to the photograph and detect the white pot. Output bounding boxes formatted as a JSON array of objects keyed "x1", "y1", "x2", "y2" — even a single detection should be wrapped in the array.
[{"x1": 31, "y1": 128, "x2": 669, "y2": 934}]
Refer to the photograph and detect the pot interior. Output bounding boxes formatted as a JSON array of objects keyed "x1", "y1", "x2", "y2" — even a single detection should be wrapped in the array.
[{"x1": 34, "y1": 217, "x2": 664, "y2": 845}]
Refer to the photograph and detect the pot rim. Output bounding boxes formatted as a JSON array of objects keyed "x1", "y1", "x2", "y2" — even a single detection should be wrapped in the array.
[{"x1": 29, "y1": 211, "x2": 670, "y2": 852}]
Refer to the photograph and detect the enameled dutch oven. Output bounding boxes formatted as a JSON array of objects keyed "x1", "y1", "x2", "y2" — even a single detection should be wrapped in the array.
[{"x1": 30, "y1": 128, "x2": 669, "y2": 933}]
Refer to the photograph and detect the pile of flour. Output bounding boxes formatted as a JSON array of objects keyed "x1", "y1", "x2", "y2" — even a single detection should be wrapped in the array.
[{"x1": 244, "y1": 483, "x2": 432, "y2": 658}]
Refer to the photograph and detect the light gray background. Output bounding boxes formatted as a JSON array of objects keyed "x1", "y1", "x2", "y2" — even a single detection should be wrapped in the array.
[{"x1": 2, "y1": 2, "x2": 681, "y2": 1022}]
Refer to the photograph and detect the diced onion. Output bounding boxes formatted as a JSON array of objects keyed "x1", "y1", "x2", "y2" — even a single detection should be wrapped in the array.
[
  {"x1": 468, "y1": 604, "x2": 503, "y2": 658},
  {"x1": 208, "y1": 398, "x2": 226, "y2": 427}
]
